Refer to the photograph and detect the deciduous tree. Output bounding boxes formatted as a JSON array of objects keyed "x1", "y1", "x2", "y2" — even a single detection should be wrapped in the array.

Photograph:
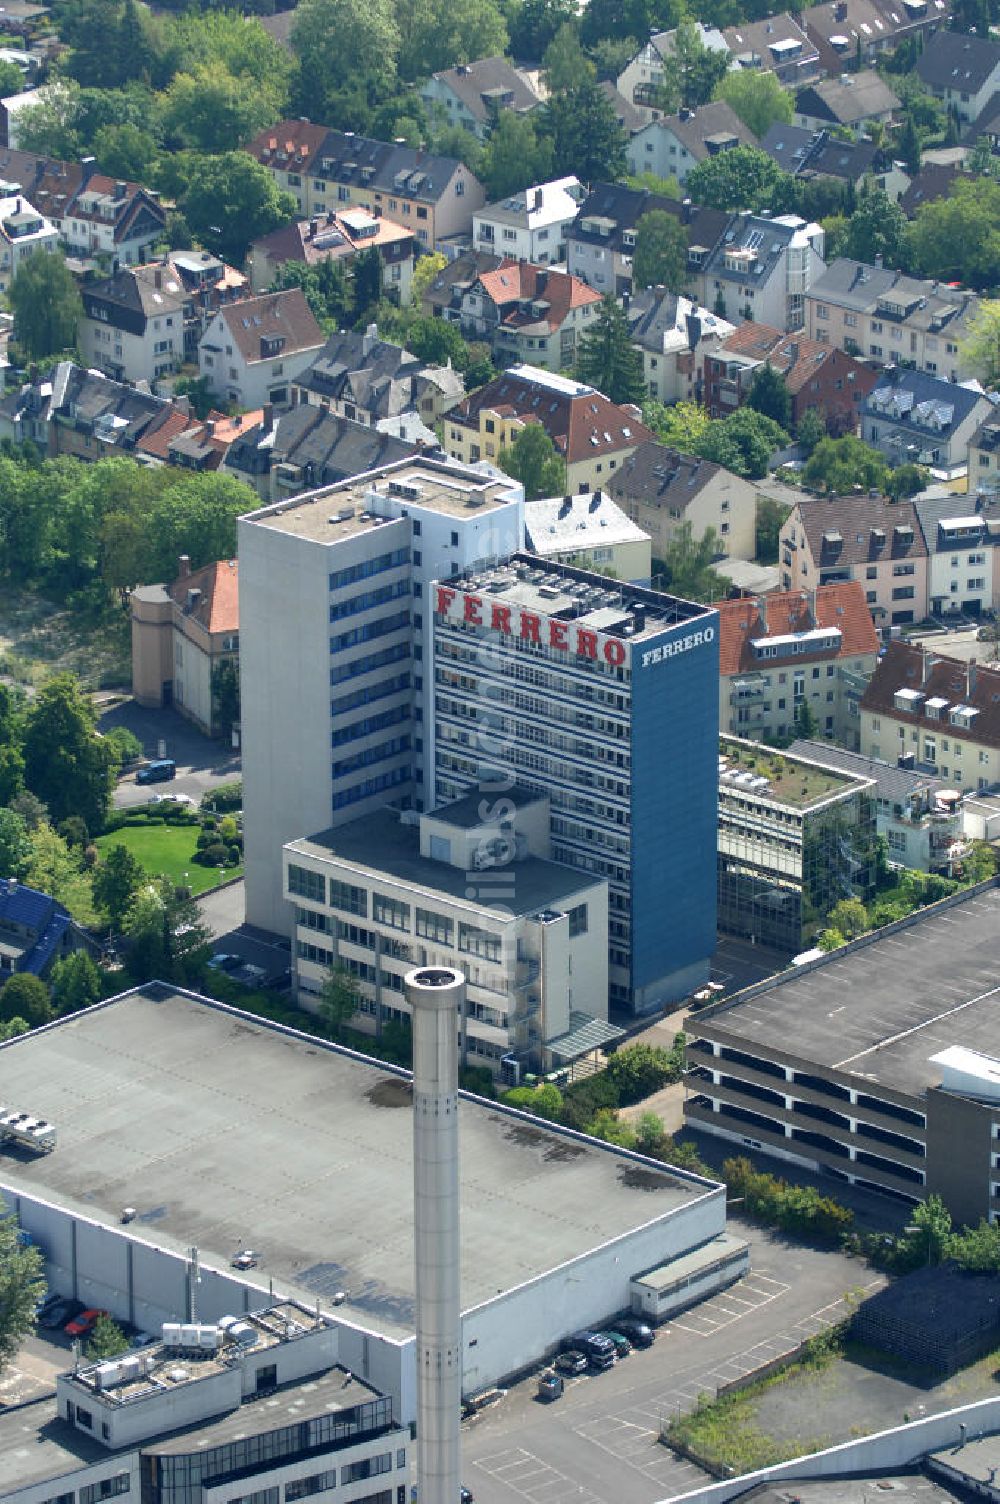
[
  {"x1": 181, "y1": 153, "x2": 296, "y2": 265},
  {"x1": 319, "y1": 964, "x2": 361, "y2": 1036},
  {"x1": 656, "y1": 520, "x2": 721, "y2": 601},
  {"x1": 50, "y1": 951, "x2": 103, "y2": 1015},
  {"x1": 0, "y1": 1194, "x2": 44, "y2": 1374},
  {"x1": 686, "y1": 145, "x2": 789, "y2": 211},
  {"x1": 747, "y1": 362, "x2": 791, "y2": 430},
  {"x1": 291, "y1": 0, "x2": 400, "y2": 125},
  {"x1": 479, "y1": 111, "x2": 553, "y2": 200},
  {"x1": 0, "y1": 972, "x2": 52, "y2": 1029},
  {"x1": 92, "y1": 844, "x2": 147, "y2": 929},
  {"x1": 498, "y1": 423, "x2": 566, "y2": 500},
  {"x1": 541, "y1": 72, "x2": 627, "y2": 182},
  {"x1": 10, "y1": 251, "x2": 82, "y2": 362},
  {"x1": 715, "y1": 68, "x2": 792, "y2": 138},
  {"x1": 960, "y1": 299, "x2": 1000, "y2": 387},
  {"x1": 755, "y1": 494, "x2": 791, "y2": 564},
  {"x1": 0, "y1": 809, "x2": 31, "y2": 879},
  {"x1": 802, "y1": 434, "x2": 889, "y2": 495},
  {"x1": 633, "y1": 209, "x2": 688, "y2": 291},
  {"x1": 23, "y1": 675, "x2": 117, "y2": 833}
]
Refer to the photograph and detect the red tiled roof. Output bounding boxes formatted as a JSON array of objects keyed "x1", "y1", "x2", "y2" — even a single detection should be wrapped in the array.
[
  {"x1": 136, "y1": 407, "x2": 196, "y2": 460},
  {"x1": 713, "y1": 581, "x2": 879, "y2": 676},
  {"x1": 860, "y1": 640, "x2": 1000, "y2": 750},
  {"x1": 475, "y1": 260, "x2": 601, "y2": 331},
  {"x1": 452, "y1": 370, "x2": 652, "y2": 465},
  {"x1": 715, "y1": 321, "x2": 865, "y2": 396},
  {"x1": 169, "y1": 558, "x2": 239, "y2": 635}
]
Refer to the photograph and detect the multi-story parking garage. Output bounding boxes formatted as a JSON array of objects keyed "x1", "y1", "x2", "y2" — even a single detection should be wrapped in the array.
[{"x1": 684, "y1": 880, "x2": 1000, "y2": 1223}]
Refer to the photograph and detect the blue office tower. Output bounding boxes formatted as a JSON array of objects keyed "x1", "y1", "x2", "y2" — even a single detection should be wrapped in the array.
[{"x1": 431, "y1": 553, "x2": 719, "y2": 1016}]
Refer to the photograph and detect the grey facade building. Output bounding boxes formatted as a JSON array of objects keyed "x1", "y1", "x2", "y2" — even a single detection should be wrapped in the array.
[{"x1": 685, "y1": 880, "x2": 1000, "y2": 1222}]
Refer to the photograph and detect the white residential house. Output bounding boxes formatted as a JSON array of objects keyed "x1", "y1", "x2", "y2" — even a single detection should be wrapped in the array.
[
  {"x1": 80, "y1": 262, "x2": 185, "y2": 387},
  {"x1": 915, "y1": 30, "x2": 1000, "y2": 126},
  {"x1": 626, "y1": 102, "x2": 757, "y2": 187},
  {"x1": 472, "y1": 176, "x2": 583, "y2": 265},
  {"x1": 0, "y1": 190, "x2": 56, "y2": 294},
  {"x1": 419, "y1": 56, "x2": 545, "y2": 140},
  {"x1": 700, "y1": 212, "x2": 826, "y2": 331},
  {"x1": 617, "y1": 25, "x2": 730, "y2": 126},
  {"x1": 199, "y1": 289, "x2": 324, "y2": 410},
  {"x1": 626, "y1": 286, "x2": 734, "y2": 404},
  {"x1": 861, "y1": 370, "x2": 993, "y2": 485}
]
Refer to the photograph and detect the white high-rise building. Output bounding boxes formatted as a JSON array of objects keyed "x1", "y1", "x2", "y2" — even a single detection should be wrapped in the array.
[{"x1": 239, "y1": 457, "x2": 523, "y2": 931}]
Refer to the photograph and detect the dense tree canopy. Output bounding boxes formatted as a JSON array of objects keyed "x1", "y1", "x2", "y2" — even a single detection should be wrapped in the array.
[
  {"x1": 180, "y1": 153, "x2": 296, "y2": 265},
  {"x1": 686, "y1": 145, "x2": 788, "y2": 212},
  {"x1": 0, "y1": 1195, "x2": 44, "y2": 1375},
  {"x1": 541, "y1": 73, "x2": 627, "y2": 182},
  {"x1": 905, "y1": 177, "x2": 1000, "y2": 288}
]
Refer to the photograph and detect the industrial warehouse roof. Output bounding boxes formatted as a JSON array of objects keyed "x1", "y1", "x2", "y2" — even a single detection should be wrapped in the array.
[
  {"x1": 693, "y1": 883, "x2": 1000, "y2": 1099},
  {"x1": 0, "y1": 987, "x2": 717, "y2": 1340}
]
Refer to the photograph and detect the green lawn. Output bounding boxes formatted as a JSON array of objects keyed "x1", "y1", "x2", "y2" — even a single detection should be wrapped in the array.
[{"x1": 95, "y1": 821, "x2": 242, "y2": 895}]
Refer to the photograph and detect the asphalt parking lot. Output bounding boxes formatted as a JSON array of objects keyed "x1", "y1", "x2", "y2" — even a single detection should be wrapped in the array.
[
  {"x1": 0, "y1": 1328, "x2": 73, "y2": 1407},
  {"x1": 461, "y1": 1220, "x2": 883, "y2": 1504},
  {"x1": 99, "y1": 699, "x2": 240, "y2": 809}
]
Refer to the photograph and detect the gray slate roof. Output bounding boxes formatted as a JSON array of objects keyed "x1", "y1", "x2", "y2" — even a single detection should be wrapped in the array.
[
  {"x1": 759, "y1": 123, "x2": 878, "y2": 180},
  {"x1": 806, "y1": 257, "x2": 978, "y2": 339},
  {"x1": 226, "y1": 406, "x2": 422, "y2": 487},
  {"x1": 862, "y1": 368, "x2": 989, "y2": 441},
  {"x1": 913, "y1": 492, "x2": 1000, "y2": 552},
  {"x1": 425, "y1": 56, "x2": 542, "y2": 124},
  {"x1": 608, "y1": 439, "x2": 726, "y2": 511},
  {"x1": 915, "y1": 28, "x2": 1000, "y2": 95},
  {"x1": 787, "y1": 738, "x2": 949, "y2": 807},
  {"x1": 795, "y1": 70, "x2": 899, "y2": 125}
]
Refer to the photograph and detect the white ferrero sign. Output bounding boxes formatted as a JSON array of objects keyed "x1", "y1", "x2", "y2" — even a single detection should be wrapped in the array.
[{"x1": 641, "y1": 625, "x2": 715, "y2": 668}]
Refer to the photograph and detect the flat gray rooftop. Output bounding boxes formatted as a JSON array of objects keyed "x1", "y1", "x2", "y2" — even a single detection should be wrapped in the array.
[
  {"x1": 0, "y1": 1365, "x2": 384, "y2": 1493},
  {"x1": 290, "y1": 806, "x2": 597, "y2": 915},
  {"x1": 0, "y1": 989, "x2": 712, "y2": 1340},
  {"x1": 697, "y1": 886, "x2": 1000, "y2": 1099},
  {"x1": 0, "y1": 1404, "x2": 108, "y2": 1495}
]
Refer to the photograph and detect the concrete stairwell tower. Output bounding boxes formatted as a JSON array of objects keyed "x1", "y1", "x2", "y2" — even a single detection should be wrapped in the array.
[{"x1": 405, "y1": 965, "x2": 464, "y2": 1504}]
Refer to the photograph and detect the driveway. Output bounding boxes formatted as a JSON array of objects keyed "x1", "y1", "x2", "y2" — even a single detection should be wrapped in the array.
[{"x1": 100, "y1": 698, "x2": 240, "y2": 809}]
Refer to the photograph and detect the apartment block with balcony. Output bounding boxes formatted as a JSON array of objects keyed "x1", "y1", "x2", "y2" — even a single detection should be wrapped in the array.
[
  {"x1": 804, "y1": 258, "x2": 980, "y2": 379},
  {"x1": 565, "y1": 180, "x2": 728, "y2": 299},
  {"x1": 716, "y1": 734, "x2": 878, "y2": 953},
  {"x1": 716, "y1": 582, "x2": 879, "y2": 749},
  {"x1": 80, "y1": 262, "x2": 185, "y2": 387},
  {"x1": 700, "y1": 213, "x2": 826, "y2": 332},
  {"x1": 684, "y1": 882, "x2": 1000, "y2": 1222},
  {"x1": 788, "y1": 737, "x2": 964, "y2": 872},
  {"x1": 862, "y1": 369, "x2": 993, "y2": 485},
  {"x1": 283, "y1": 788, "x2": 614, "y2": 1078},
  {"x1": 703, "y1": 320, "x2": 878, "y2": 430},
  {"x1": 441, "y1": 258, "x2": 602, "y2": 371},
  {"x1": 472, "y1": 176, "x2": 583, "y2": 265},
  {"x1": 617, "y1": 23, "x2": 731, "y2": 125},
  {"x1": 443, "y1": 364, "x2": 653, "y2": 493},
  {"x1": 0, "y1": 188, "x2": 55, "y2": 292},
  {"x1": 780, "y1": 494, "x2": 928, "y2": 629},
  {"x1": 860, "y1": 640, "x2": 1000, "y2": 792},
  {"x1": 967, "y1": 410, "x2": 1000, "y2": 503},
  {"x1": 913, "y1": 494, "x2": 1000, "y2": 619}
]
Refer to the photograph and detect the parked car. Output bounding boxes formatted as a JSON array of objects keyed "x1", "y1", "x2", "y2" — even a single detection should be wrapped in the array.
[
  {"x1": 231, "y1": 1249, "x2": 259, "y2": 1270},
  {"x1": 65, "y1": 1308, "x2": 107, "y2": 1337},
  {"x1": 150, "y1": 791, "x2": 196, "y2": 807},
  {"x1": 35, "y1": 1291, "x2": 61, "y2": 1319},
  {"x1": 554, "y1": 1348, "x2": 587, "y2": 1376},
  {"x1": 136, "y1": 759, "x2": 176, "y2": 785},
  {"x1": 207, "y1": 953, "x2": 242, "y2": 973},
  {"x1": 562, "y1": 1331, "x2": 615, "y2": 1371},
  {"x1": 39, "y1": 1298, "x2": 83, "y2": 1329},
  {"x1": 616, "y1": 1317, "x2": 655, "y2": 1348},
  {"x1": 461, "y1": 1490, "x2": 474, "y2": 1504},
  {"x1": 602, "y1": 1331, "x2": 632, "y2": 1359},
  {"x1": 238, "y1": 963, "x2": 267, "y2": 985},
  {"x1": 536, "y1": 1370, "x2": 564, "y2": 1402}
]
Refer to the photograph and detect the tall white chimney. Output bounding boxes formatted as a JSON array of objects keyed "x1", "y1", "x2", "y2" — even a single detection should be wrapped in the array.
[{"x1": 406, "y1": 965, "x2": 464, "y2": 1504}]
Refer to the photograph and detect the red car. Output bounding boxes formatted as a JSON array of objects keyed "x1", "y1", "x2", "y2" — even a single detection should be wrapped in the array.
[{"x1": 65, "y1": 1308, "x2": 107, "y2": 1337}]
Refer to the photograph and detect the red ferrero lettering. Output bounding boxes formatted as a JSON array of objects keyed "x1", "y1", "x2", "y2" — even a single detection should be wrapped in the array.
[
  {"x1": 603, "y1": 639, "x2": 627, "y2": 668},
  {"x1": 464, "y1": 594, "x2": 483, "y2": 625},
  {"x1": 549, "y1": 619, "x2": 569, "y2": 650},
  {"x1": 520, "y1": 611, "x2": 541, "y2": 643},
  {"x1": 436, "y1": 586, "x2": 456, "y2": 615},
  {"x1": 575, "y1": 629, "x2": 598, "y2": 660},
  {"x1": 491, "y1": 603, "x2": 512, "y2": 633}
]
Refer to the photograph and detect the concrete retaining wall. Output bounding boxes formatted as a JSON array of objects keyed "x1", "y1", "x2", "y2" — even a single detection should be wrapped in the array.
[{"x1": 658, "y1": 1397, "x2": 1000, "y2": 1503}]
